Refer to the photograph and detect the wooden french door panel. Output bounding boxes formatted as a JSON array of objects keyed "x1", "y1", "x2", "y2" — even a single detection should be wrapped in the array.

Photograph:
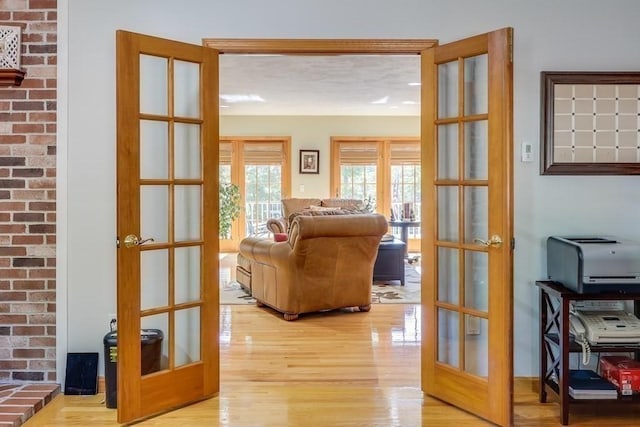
[
  {"x1": 421, "y1": 28, "x2": 513, "y2": 427},
  {"x1": 116, "y1": 30, "x2": 219, "y2": 424}
]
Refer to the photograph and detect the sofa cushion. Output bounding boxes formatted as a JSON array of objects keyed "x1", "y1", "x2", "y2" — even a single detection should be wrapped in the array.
[
  {"x1": 321, "y1": 198, "x2": 364, "y2": 210},
  {"x1": 281, "y1": 198, "x2": 321, "y2": 219}
]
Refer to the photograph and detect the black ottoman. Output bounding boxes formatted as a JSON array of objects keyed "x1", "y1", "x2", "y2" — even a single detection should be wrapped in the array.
[{"x1": 373, "y1": 239, "x2": 406, "y2": 286}]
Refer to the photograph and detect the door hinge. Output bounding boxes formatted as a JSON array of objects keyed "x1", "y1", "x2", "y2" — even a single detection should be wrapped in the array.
[{"x1": 511, "y1": 237, "x2": 515, "y2": 250}]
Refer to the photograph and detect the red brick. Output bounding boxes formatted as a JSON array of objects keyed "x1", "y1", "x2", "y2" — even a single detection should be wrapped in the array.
[
  {"x1": 19, "y1": 78, "x2": 44, "y2": 88},
  {"x1": 0, "y1": 224, "x2": 27, "y2": 234},
  {"x1": 13, "y1": 123, "x2": 45, "y2": 133},
  {"x1": 30, "y1": 0, "x2": 57, "y2": 9},
  {"x1": 13, "y1": 326, "x2": 45, "y2": 335},
  {"x1": 29, "y1": 338, "x2": 55, "y2": 349},
  {"x1": 12, "y1": 280, "x2": 45, "y2": 290},
  {"x1": 13, "y1": 12, "x2": 46, "y2": 20},
  {"x1": 0, "y1": 201, "x2": 26, "y2": 210},
  {"x1": 0, "y1": 247, "x2": 26, "y2": 257},
  {"x1": 0, "y1": 360, "x2": 28, "y2": 370},
  {"x1": 0, "y1": 413, "x2": 22, "y2": 425},
  {"x1": 28, "y1": 112, "x2": 55, "y2": 121},
  {"x1": 23, "y1": 55, "x2": 46, "y2": 66},
  {"x1": 0, "y1": 89, "x2": 26, "y2": 99},
  {"x1": 0, "y1": 269, "x2": 27, "y2": 279},
  {"x1": 12, "y1": 235, "x2": 44, "y2": 245},
  {"x1": 0, "y1": 112, "x2": 27, "y2": 121},
  {"x1": 0, "y1": 292, "x2": 27, "y2": 301},
  {"x1": 27, "y1": 314, "x2": 55, "y2": 325},
  {"x1": 28, "y1": 269, "x2": 55, "y2": 279},
  {"x1": 29, "y1": 201, "x2": 54, "y2": 211},
  {"x1": 0, "y1": 314, "x2": 28, "y2": 324},
  {"x1": 13, "y1": 348, "x2": 45, "y2": 359},
  {"x1": 12, "y1": 101, "x2": 45, "y2": 111},
  {"x1": 22, "y1": 33, "x2": 44, "y2": 43},
  {"x1": 0, "y1": 134, "x2": 26, "y2": 144}
]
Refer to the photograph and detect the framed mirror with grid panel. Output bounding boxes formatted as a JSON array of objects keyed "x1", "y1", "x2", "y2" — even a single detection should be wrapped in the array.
[{"x1": 541, "y1": 71, "x2": 640, "y2": 175}]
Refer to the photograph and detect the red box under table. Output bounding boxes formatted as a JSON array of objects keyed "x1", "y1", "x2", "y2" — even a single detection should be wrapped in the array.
[{"x1": 600, "y1": 355, "x2": 640, "y2": 396}]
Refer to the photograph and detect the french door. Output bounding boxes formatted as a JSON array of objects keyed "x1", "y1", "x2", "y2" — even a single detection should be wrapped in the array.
[
  {"x1": 116, "y1": 30, "x2": 219, "y2": 423},
  {"x1": 421, "y1": 28, "x2": 514, "y2": 426},
  {"x1": 113, "y1": 33, "x2": 512, "y2": 425}
]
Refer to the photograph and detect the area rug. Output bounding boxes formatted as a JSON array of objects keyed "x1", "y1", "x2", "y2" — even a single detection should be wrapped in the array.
[{"x1": 220, "y1": 263, "x2": 421, "y2": 305}]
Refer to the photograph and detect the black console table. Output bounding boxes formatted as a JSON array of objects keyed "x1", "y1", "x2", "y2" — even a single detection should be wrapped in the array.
[{"x1": 536, "y1": 280, "x2": 640, "y2": 425}]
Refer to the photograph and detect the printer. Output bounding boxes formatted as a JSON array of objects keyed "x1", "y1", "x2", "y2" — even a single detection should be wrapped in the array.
[{"x1": 547, "y1": 236, "x2": 640, "y2": 294}]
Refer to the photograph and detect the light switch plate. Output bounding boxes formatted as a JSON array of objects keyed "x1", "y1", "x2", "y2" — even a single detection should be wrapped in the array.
[{"x1": 521, "y1": 141, "x2": 533, "y2": 162}]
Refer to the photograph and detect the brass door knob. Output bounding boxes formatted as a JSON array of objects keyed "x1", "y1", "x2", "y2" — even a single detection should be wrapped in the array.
[
  {"x1": 473, "y1": 235, "x2": 503, "y2": 248},
  {"x1": 123, "y1": 235, "x2": 155, "y2": 248}
]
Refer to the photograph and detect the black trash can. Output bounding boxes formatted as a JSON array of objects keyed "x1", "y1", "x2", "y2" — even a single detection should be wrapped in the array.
[{"x1": 103, "y1": 328, "x2": 164, "y2": 409}]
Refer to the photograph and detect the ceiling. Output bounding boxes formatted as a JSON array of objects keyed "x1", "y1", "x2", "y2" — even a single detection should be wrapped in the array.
[{"x1": 218, "y1": 54, "x2": 421, "y2": 116}]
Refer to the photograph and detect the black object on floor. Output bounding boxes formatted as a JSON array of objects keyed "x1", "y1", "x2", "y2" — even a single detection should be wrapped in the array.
[{"x1": 64, "y1": 352, "x2": 99, "y2": 395}]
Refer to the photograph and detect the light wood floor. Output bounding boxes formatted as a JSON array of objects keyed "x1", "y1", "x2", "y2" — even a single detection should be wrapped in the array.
[{"x1": 24, "y1": 305, "x2": 640, "y2": 426}]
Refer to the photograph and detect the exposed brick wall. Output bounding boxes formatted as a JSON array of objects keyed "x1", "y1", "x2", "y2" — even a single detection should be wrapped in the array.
[{"x1": 0, "y1": 0, "x2": 57, "y2": 383}]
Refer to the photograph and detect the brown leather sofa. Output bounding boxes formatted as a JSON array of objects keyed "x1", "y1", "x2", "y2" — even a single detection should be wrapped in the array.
[{"x1": 239, "y1": 213, "x2": 387, "y2": 320}]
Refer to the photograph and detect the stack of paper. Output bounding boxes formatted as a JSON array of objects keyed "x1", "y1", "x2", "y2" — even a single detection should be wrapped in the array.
[{"x1": 569, "y1": 369, "x2": 618, "y2": 399}]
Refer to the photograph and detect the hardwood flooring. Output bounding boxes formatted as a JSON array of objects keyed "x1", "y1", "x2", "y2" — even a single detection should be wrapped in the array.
[
  {"x1": 20, "y1": 251, "x2": 640, "y2": 426},
  {"x1": 22, "y1": 303, "x2": 640, "y2": 426}
]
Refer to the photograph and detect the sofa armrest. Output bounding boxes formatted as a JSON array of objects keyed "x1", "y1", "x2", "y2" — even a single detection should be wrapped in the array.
[
  {"x1": 266, "y1": 217, "x2": 287, "y2": 234},
  {"x1": 239, "y1": 237, "x2": 291, "y2": 269}
]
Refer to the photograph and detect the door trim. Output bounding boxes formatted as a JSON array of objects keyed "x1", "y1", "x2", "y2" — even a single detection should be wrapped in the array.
[{"x1": 202, "y1": 38, "x2": 437, "y2": 54}]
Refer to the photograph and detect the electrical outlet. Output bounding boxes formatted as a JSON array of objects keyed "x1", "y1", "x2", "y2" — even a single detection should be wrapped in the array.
[
  {"x1": 466, "y1": 316, "x2": 480, "y2": 335},
  {"x1": 108, "y1": 313, "x2": 117, "y2": 332}
]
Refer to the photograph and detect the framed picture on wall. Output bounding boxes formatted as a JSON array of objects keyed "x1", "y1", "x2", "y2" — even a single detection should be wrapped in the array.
[{"x1": 299, "y1": 149, "x2": 319, "y2": 174}]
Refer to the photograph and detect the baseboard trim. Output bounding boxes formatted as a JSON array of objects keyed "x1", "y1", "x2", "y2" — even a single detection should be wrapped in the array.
[{"x1": 515, "y1": 376, "x2": 539, "y2": 394}]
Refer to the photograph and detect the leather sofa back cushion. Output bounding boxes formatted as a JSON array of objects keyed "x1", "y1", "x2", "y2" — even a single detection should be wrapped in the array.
[
  {"x1": 281, "y1": 198, "x2": 321, "y2": 219},
  {"x1": 321, "y1": 198, "x2": 363, "y2": 210}
]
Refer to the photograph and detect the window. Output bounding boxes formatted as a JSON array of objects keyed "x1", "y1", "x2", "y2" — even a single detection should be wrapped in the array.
[
  {"x1": 331, "y1": 137, "x2": 421, "y2": 249},
  {"x1": 219, "y1": 137, "x2": 291, "y2": 251}
]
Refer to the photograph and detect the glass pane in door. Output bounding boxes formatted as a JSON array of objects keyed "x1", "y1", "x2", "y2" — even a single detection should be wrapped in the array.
[
  {"x1": 464, "y1": 121, "x2": 488, "y2": 180},
  {"x1": 175, "y1": 123, "x2": 201, "y2": 180},
  {"x1": 174, "y1": 60, "x2": 200, "y2": 118},
  {"x1": 464, "y1": 55, "x2": 488, "y2": 116},
  {"x1": 438, "y1": 124, "x2": 458, "y2": 180},
  {"x1": 140, "y1": 55, "x2": 168, "y2": 116},
  {"x1": 175, "y1": 307, "x2": 201, "y2": 366},
  {"x1": 464, "y1": 314, "x2": 488, "y2": 377},
  {"x1": 175, "y1": 246, "x2": 201, "y2": 304},
  {"x1": 438, "y1": 61, "x2": 458, "y2": 119},
  {"x1": 437, "y1": 308, "x2": 459, "y2": 367},
  {"x1": 140, "y1": 120, "x2": 168, "y2": 180}
]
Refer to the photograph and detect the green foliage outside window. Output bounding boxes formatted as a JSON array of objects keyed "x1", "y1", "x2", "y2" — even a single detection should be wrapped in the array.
[{"x1": 219, "y1": 183, "x2": 241, "y2": 238}]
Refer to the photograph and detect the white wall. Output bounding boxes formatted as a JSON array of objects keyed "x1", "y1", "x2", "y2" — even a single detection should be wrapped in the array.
[
  {"x1": 62, "y1": 0, "x2": 640, "y2": 377},
  {"x1": 221, "y1": 116, "x2": 419, "y2": 198}
]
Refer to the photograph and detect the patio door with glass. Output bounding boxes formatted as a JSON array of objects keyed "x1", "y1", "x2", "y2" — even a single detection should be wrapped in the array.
[
  {"x1": 219, "y1": 137, "x2": 290, "y2": 252},
  {"x1": 331, "y1": 137, "x2": 421, "y2": 251},
  {"x1": 116, "y1": 30, "x2": 219, "y2": 424},
  {"x1": 421, "y1": 28, "x2": 514, "y2": 426}
]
